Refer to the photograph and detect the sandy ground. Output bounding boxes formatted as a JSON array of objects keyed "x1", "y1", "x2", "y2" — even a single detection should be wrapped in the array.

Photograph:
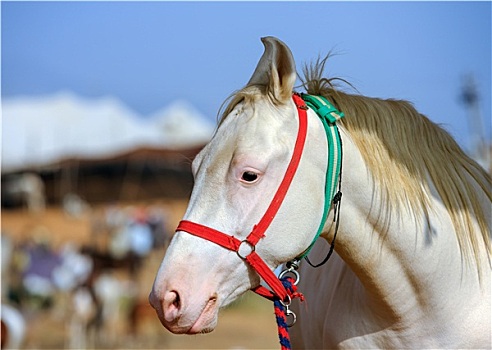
[{"x1": 1, "y1": 202, "x2": 280, "y2": 349}]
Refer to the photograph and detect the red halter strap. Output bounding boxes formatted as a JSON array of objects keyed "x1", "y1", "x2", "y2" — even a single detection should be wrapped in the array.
[{"x1": 176, "y1": 94, "x2": 308, "y2": 302}]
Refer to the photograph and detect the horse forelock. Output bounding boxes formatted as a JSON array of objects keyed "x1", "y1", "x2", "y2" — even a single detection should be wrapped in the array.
[
  {"x1": 218, "y1": 85, "x2": 263, "y2": 126},
  {"x1": 302, "y1": 56, "x2": 492, "y2": 274},
  {"x1": 218, "y1": 83, "x2": 295, "y2": 128}
]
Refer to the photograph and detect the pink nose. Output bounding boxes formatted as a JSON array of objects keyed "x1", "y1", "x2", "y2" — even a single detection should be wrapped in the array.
[{"x1": 149, "y1": 289, "x2": 182, "y2": 326}]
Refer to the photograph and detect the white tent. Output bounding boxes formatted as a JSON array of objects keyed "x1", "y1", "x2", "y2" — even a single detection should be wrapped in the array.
[{"x1": 2, "y1": 92, "x2": 215, "y2": 172}]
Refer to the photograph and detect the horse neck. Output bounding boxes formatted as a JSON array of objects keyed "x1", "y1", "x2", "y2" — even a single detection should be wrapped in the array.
[{"x1": 323, "y1": 127, "x2": 488, "y2": 324}]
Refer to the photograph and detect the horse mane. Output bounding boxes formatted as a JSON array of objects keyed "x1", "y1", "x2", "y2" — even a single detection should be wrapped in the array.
[{"x1": 301, "y1": 55, "x2": 492, "y2": 272}]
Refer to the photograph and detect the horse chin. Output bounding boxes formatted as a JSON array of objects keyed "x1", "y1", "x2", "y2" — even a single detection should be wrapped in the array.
[
  {"x1": 159, "y1": 296, "x2": 219, "y2": 335},
  {"x1": 160, "y1": 314, "x2": 218, "y2": 335},
  {"x1": 186, "y1": 302, "x2": 219, "y2": 334},
  {"x1": 187, "y1": 317, "x2": 217, "y2": 335}
]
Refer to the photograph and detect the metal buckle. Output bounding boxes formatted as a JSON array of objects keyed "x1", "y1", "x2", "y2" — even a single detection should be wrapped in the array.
[
  {"x1": 280, "y1": 295, "x2": 297, "y2": 327},
  {"x1": 285, "y1": 308, "x2": 297, "y2": 327}
]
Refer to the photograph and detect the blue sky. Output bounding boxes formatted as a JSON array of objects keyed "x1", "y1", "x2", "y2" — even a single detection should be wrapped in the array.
[{"x1": 2, "y1": 1, "x2": 491, "y2": 150}]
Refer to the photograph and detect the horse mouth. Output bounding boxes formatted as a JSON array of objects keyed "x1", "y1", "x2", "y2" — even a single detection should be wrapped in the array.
[
  {"x1": 153, "y1": 294, "x2": 219, "y2": 335},
  {"x1": 185, "y1": 297, "x2": 218, "y2": 334}
]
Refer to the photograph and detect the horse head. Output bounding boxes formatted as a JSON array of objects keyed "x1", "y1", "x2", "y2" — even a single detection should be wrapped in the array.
[
  {"x1": 149, "y1": 36, "x2": 492, "y2": 348},
  {"x1": 149, "y1": 37, "x2": 329, "y2": 334}
]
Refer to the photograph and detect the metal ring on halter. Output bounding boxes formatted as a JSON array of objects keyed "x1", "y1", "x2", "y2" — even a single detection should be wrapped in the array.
[
  {"x1": 279, "y1": 267, "x2": 300, "y2": 285},
  {"x1": 236, "y1": 240, "x2": 255, "y2": 260}
]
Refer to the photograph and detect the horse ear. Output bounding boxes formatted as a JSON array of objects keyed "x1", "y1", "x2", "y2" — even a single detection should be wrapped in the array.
[{"x1": 247, "y1": 36, "x2": 297, "y2": 103}]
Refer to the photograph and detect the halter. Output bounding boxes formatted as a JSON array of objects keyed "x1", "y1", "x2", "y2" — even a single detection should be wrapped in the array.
[{"x1": 175, "y1": 93, "x2": 344, "y2": 305}]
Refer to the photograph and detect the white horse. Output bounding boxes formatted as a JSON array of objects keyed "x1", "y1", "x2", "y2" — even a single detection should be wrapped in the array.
[
  {"x1": 2, "y1": 173, "x2": 45, "y2": 213},
  {"x1": 1, "y1": 304, "x2": 26, "y2": 350},
  {"x1": 149, "y1": 37, "x2": 491, "y2": 349}
]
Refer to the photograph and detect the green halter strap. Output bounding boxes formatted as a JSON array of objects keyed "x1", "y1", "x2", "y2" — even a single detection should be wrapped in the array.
[{"x1": 297, "y1": 93, "x2": 344, "y2": 260}]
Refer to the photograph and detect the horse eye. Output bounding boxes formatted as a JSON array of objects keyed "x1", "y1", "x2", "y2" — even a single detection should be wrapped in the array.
[{"x1": 241, "y1": 171, "x2": 258, "y2": 183}]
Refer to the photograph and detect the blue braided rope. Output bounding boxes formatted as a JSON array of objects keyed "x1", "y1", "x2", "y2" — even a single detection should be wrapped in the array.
[
  {"x1": 274, "y1": 277, "x2": 297, "y2": 350},
  {"x1": 274, "y1": 299, "x2": 291, "y2": 349}
]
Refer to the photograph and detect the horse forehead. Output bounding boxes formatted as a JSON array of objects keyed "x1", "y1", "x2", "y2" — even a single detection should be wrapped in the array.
[{"x1": 199, "y1": 101, "x2": 291, "y2": 169}]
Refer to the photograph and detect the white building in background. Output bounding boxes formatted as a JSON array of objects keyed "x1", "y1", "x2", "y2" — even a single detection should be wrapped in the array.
[{"x1": 2, "y1": 91, "x2": 215, "y2": 173}]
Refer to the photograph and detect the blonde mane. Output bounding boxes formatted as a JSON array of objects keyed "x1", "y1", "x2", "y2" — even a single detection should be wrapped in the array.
[
  {"x1": 217, "y1": 56, "x2": 491, "y2": 273},
  {"x1": 301, "y1": 57, "x2": 492, "y2": 271}
]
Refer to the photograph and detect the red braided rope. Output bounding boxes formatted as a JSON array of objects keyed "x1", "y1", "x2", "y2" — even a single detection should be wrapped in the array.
[{"x1": 274, "y1": 277, "x2": 304, "y2": 350}]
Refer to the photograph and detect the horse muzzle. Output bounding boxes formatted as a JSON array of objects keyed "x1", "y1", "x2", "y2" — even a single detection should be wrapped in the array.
[{"x1": 148, "y1": 285, "x2": 219, "y2": 334}]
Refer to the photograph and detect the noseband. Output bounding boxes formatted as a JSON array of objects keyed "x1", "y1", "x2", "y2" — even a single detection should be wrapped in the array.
[{"x1": 176, "y1": 93, "x2": 344, "y2": 304}]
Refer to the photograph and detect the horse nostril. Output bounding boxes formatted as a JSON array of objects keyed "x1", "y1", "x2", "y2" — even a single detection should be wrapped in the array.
[
  {"x1": 163, "y1": 290, "x2": 181, "y2": 323},
  {"x1": 172, "y1": 291, "x2": 180, "y2": 308}
]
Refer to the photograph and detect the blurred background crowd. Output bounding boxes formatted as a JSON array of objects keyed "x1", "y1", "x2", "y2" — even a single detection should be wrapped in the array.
[{"x1": 2, "y1": 200, "x2": 176, "y2": 349}]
